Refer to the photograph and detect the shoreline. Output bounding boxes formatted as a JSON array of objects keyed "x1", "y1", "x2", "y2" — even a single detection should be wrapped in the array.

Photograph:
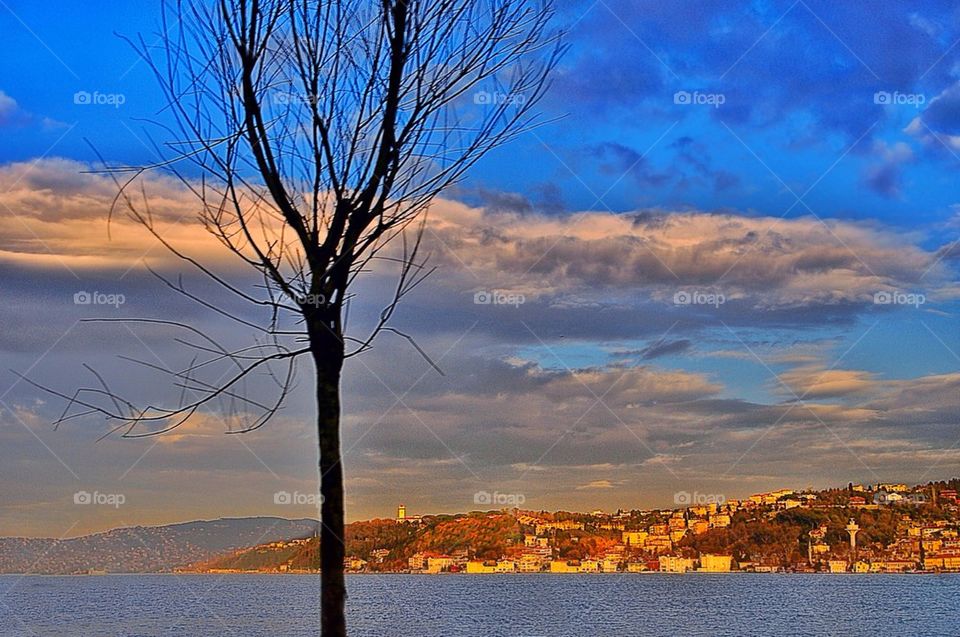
[{"x1": 5, "y1": 570, "x2": 957, "y2": 577}]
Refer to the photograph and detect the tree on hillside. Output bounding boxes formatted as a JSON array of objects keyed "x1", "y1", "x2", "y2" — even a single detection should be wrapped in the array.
[{"x1": 34, "y1": 1, "x2": 561, "y2": 634}]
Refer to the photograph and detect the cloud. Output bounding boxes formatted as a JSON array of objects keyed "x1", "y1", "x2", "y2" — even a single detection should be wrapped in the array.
[
  {"x1": 0, "y1": 91, "x2": 30, "y2": 128},
  {"x1": 777, "y1": 367, "x2": 879, "y2": 399},
  {"x1": 0, "y1": 90, "x2": 66, "y2": 130},
  {"x1": 1, "y1": 156, "x2": 959, "y2": 528},
  {"x1": 906, "y1": 82, "x2": 960, "y2": 153},
  {"x1": 917, "y1": 82, "x2": 960, "y2": 136},
  {"x1": 935, "y1": 241, "x2": 960, "y2": 262},
  {"x1": 4, "y1": 159, "x2": 950, "y2": 314},
  {"x1": 335, "y1": 344, "x2": 960, "y2": 513},
  {"x1": 668, "y1": 136, "x2": 741, "y2": 194},
  {"x1": 1, "y1": 157, "x2": 954, "y2": 355},
  {"x1": 0, "y1": 158, "x2": 270, "y2": 271},
  {"x1": 575, "y1": 479, "x2": 622, "y2": 490},
  {"x1": 908, "y1": 12, "x2": 942, "y2": 39},
  {"x1": 549, "y1": 1, "x2": 957, "y2": 143},
  {"x1": 861, "y1": 141, "x2": 914, "y2": 199},
  {"x1": 590, "y1": 142, "x2": 671, "y2": 188},
  {"x1": 426, "y1": 198, "x2": 948, "y2": 309}
]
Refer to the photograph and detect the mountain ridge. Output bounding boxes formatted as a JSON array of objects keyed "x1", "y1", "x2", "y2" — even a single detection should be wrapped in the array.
[{"x1": 0, "y1": 516, "x2": 317, "y2": 574}]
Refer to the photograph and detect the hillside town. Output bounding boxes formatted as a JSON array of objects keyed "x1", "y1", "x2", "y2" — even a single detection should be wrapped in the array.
[
  {"x1": 399, "y1": 481, "x2": 960, "y2": 575},
  {"x1": 189, "y1": 479, "x2": 960, "y2": 575}
]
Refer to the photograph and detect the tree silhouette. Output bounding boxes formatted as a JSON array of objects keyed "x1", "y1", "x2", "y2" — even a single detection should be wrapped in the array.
[{"x1": 28, "y1": 1, "x2": 561, "y2": 633}]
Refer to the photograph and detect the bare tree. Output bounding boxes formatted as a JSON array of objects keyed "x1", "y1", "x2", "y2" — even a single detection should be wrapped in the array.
[{"x1": 28, "y1": 1, "x2": 561, "y2": 634}]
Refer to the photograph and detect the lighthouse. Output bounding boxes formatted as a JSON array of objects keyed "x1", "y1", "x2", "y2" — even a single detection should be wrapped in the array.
[{"x1": 846, "y1": 518, "x2": 860, "y2": 560}]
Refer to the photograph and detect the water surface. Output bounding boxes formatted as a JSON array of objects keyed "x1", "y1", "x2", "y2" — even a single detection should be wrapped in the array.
[{"x1": 2, "y1": 573, "x2": 957, "y2": 636}]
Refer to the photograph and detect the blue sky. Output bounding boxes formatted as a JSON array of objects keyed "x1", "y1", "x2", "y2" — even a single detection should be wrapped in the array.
[
  {"x1": 4, "y1": 0, "x2": 960, "y2": 222},
  {"x1": 1, "y1": 0, "x2": 960, "y2": 535}
]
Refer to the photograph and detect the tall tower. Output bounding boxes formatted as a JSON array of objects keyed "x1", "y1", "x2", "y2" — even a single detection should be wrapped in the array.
[
  {"x1": 397, "y1": 504, "x2": 406, "y2": 522},
  {"x1": 846, "y1": 518, "x2": 860, "y2": 560}
]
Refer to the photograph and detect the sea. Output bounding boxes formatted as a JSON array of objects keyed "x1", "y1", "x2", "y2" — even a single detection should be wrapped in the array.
[{"x1": 2, "y1": 573, "x2": 959, "y2": 636}]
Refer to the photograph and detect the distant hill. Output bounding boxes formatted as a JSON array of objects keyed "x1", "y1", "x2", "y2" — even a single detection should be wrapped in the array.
[
  {"x1": 194, "y1": 517, "x2": 424, "y2": 572},
  {"x1": 192, "y1": 513, "x2": 523, "y2": 572},
  {"x1": 189, "y1": 479, "x2": 960, "y2": 574},
  {"x1": 0, "y1": 517, "x2": 317, "y2": 574},
  {"x1": 195, "y1": 536, "x2": 321, "y2": 572}
]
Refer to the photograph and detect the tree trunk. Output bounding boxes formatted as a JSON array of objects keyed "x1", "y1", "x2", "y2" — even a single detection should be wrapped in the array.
[{"x1": 311, "y1": 319, "x2": 347, "y2": 637}]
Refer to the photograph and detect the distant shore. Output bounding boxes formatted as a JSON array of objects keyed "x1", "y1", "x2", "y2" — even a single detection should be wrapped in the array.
[{"x1": 8, "y1": 570, "x2": 955, "y2": 577}]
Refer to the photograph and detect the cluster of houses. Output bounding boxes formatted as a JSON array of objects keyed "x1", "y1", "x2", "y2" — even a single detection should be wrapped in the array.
[
  {"x1": 342, "y1": 483, "x2": 960, "y2": 574},
  {"x1": 459, "y1": 552, "x2": 735, "y2": 574}
]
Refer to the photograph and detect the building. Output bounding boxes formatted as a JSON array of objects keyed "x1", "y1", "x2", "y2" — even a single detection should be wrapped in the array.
[
  {"x1": 465, "y1": 561, "x2": 497, "y2": 574},
  {"x1": 688, "y1": 519, "x2": 709, "y2": 535},
  {"x1": 425, "y1": 556, "x2": 454, "y2": 574},
  {"x1": 535, "y1": 520, "x2": 583, "y2": 534},
  {"x1": 698, "y1": 554, "x2": 732, "y2": 572},
  {"x1": 622, "y1": 531, "x2": 648, "y2": 546},
  {"x1": 518, "y1": 553, "x2": 545, "y2": 573},
  {"x1": 869, "y1": 560, "x2": 914, "y2": 573},
  {"x1": 877, "y1": 483, "x2": 910, "y2": 493},
  {"x1": 924, "y1": 551, "x2": 960, "y2": 571},
  {"x1": 659, "y1": 555, "x2": 695, "y2": 573},
  {"x1": 345, "y1": 557, "x2": 367, "y2": 571},
  {"x1": 922, "y1": 538, "x2": 943, "y2": 553},
  {"x1": 396, "y1": 504, "x2": 422, "y2": 524},
  {"x1": 827, "y1": 560, "x2": 848, "y2": 573},
  {"x1": 645, "y1": 535, "x2": 673, "y2": 553},
  {"x1": 549, "y1": 560, "x2": 579, "y2": 573},
  {"x1": 601, "y1": 556, "x2": 620, "y2": 573},
  {"x1": 408, "y1": 552, "x2": 427, "y2": 570},
  {"x1": 709, "y1": 514, "x2": 731, "y2": 528}
]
